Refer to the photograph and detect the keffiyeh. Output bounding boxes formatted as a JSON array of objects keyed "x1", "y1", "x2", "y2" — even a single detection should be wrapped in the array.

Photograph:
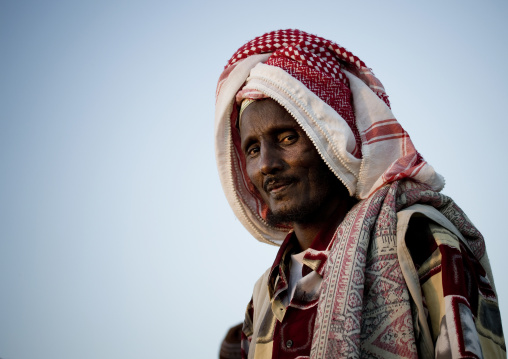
[{"x1": 215, "y1": 29, "x2": 443, "y2": 245}]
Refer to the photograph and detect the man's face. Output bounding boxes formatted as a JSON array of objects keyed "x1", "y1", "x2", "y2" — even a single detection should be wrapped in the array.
[{"x1": 239, "y1": 99, "x2": 345, "y2": 225}]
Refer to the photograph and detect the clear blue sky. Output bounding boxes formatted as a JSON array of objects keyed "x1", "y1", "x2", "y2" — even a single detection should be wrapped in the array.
[{"x1": 1, "y1": 1, "x2": 507, "y2": 358}]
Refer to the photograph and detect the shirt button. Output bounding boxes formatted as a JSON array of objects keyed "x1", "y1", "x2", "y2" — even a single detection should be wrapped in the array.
[{"x1": 286, "y1": 339, "x2": 293, "y2": 348}]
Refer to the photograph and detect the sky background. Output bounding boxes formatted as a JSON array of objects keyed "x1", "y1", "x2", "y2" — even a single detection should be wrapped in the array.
[{"x1": 1, "y1": 1, "x2": 507, "y2": 358}]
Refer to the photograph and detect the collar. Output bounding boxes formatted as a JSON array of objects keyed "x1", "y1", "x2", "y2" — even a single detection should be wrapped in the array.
[{"x1": 267, "y1": 224, "x2": 337, "y2": 301}]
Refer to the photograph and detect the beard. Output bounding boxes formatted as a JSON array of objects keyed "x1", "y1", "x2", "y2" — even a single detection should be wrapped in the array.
[
  {"x1": 265, "y1": 176, "x2": 350, "y2": 227},
  {"x1": 266, "y1": 199, "x2": 322, "y2": 226}
]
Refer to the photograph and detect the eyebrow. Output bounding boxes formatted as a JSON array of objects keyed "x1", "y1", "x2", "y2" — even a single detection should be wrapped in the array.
[{"x1": 240, "y1": 135, "x2": 256, "y2": 153}]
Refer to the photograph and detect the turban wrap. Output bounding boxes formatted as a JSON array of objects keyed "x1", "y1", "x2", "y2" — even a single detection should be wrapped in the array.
[{"x1": 215, "y1": 29, "x2": 444, "y2": 245}]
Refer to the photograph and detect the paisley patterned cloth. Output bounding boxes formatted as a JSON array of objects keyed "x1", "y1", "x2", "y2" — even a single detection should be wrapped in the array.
[{"x1": 312, "y1": 179, "x2": 504, "y2": 358}]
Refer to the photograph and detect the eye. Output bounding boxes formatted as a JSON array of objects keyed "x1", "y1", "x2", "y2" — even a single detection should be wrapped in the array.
[
  {"x1": 246, "y1": 144, "x2": 260, "y2": 158},
  {"x1": 279, "y1": 131, "x2": 298, "y2": 145}
]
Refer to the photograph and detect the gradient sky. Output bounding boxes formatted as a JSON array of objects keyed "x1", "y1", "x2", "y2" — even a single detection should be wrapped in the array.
[{"x1": 1, "y1": 1, "x2": 507, "y2": 358}]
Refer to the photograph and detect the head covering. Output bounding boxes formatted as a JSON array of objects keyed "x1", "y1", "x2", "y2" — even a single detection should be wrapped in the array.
[{"x1": 215, "y1": 29, "x2": 444, "y2": 245}]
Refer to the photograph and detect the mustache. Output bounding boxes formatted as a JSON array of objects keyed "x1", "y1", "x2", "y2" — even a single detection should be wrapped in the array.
[{"x1": 263, "y1": 175, "x2": 297, "y2": 192}]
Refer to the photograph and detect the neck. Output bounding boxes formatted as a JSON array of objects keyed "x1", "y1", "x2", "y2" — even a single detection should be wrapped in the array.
[{"x1": 292, "y1": 197, "x2": 354, "y2": 251}]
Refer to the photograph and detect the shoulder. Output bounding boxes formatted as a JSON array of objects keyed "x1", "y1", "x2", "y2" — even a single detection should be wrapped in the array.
[{"x1": 252, "y1": 267, "x2": 271, "y2": 309}]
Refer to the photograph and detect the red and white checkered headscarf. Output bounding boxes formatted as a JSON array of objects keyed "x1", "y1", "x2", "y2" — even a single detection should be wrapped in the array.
[{"x1": 215, "y1": 29, "x2": 444, "y2": 245}]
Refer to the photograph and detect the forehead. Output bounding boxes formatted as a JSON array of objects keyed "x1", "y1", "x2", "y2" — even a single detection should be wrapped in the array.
[{"x1": 239, "y1": 99, "x2": 298, "y2": 138}]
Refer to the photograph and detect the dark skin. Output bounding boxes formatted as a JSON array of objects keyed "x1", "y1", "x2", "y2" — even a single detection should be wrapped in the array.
[{"x1": 239, "y1": 99, "x2": 354, "y2": 251}]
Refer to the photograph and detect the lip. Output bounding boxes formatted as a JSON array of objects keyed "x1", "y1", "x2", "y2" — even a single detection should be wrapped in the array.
[
  {"x1": 268, "y1": 183, "x2": 290, "y2": 193},
  {"x1": 264, "y1": 179, "x2": 294, "y2": 194}
]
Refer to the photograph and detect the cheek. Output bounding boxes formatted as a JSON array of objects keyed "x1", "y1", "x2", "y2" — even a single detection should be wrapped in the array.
[
  {"x1": 246, "y1": 162, "x2": 263, "y2": 191},
  {"x1": 290, "y1": 149, "x2": 323, "y2": 175},
  {"x1": 296, "y1": 154, "x2": 333, "y2": 189}
]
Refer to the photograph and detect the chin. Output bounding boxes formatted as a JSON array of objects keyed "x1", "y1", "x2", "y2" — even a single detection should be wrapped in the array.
[{"x1": 266, "y1": 202, "x2": 312, "y2": 226}]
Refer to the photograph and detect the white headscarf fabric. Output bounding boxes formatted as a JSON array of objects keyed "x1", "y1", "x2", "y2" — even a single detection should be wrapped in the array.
[{"x1": 215, "y1": 29, "x2": 444, "y2": 245}]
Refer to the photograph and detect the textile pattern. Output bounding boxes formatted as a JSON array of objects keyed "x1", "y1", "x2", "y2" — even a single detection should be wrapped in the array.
[
  {"x1": 311, "y1": 179, "x2": 499, "y2": 358},
  {"x1": 407, "y1": 219, "x2": 504, "y2": 358},
  {"x1": 225, "y1": 29, "x2": 389, "y2": 108}
]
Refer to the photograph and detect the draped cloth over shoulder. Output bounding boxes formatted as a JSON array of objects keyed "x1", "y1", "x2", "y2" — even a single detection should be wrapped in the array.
[{"x1": 214, "y1": 29, "x2": 504, "y2": 358}]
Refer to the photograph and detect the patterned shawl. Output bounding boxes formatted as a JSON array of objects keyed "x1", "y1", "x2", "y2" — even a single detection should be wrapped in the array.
[
  {"x1": 214, "y1": 30, "x2": 504, "y2": 358},
  {"x1": 314, "y1": 179, "x2": 502, "y2": 358}
]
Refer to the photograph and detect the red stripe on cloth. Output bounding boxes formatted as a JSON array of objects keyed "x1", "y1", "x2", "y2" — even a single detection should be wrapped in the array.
[
  {"x1": 407, "y1": 161, "x2": 425, "y2": 177},
  {"x1": 419, "y1": 263, "x2": 442, "y2": 284},
  {"x1": 363, "y1": 121, "x2": 405, "y2": 144},
  {"x1": 364, "y1": 133, "x2": 408, "y2": 146},
  {"x1": 448, "y1": 295, "x2": 479, "y2": 358},
  {"x1": 385, "y1": 154, "x2": 418, "y2": 177},
  {"x1": 382, "y1": 157, "x2": 426, "y2": 185},
  {"x1": 441, "y1": 247, "x2": 467, "y2": 298},
  {"x1": 363, "y1": 118, "x2": 396, "y2": 133}
]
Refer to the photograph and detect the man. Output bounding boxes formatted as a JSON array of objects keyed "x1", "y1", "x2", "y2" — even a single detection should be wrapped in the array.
[{"x1": 215, "y1": 29, "x2": 505, "y2": 358}]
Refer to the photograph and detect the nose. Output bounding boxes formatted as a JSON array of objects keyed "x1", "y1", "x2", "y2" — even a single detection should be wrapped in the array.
[{"x1": 259, "y1": 142, "x2": 284, "y2": 175}]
